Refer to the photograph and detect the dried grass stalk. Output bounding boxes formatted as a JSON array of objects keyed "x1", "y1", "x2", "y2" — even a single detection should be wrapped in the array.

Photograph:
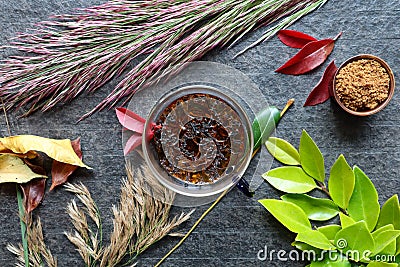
[
  {"x1": 65, "y1": 164, "x2": 193, "y2": 266},
  {"x1": 64, "y1": 183, "x2": 103, "y2": 266},
  {"x1": 64, "y1": 182, "x2": 101, "y2": 228},
  {"x1": 7, "y1": 165, "x2": 192, "y2": 266},
  {"x1": 7, "y1": 213, "x2": 57, "y2": 267}
]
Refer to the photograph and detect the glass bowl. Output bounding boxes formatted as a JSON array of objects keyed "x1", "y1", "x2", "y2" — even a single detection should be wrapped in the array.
[
  {"x1": 142, "y1": 84, "x2": 253, "y2": 197},
  {"x1": 333, "y1": 54, "x2": 395, "y2": 116}
]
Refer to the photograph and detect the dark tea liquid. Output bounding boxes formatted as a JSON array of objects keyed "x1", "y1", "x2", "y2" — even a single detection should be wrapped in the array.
[{"x1": 152, "y1": 93, "x2": 236, "y2": 184}]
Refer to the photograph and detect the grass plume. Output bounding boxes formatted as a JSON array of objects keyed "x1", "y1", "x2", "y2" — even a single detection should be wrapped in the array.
[
  {"x1": 0, "y1": 0, "x2": 329, "y2": 119},
  {"x1": 64, "y1": 182, "x2": 102, "y2": 266},
  {"x1": 65, "y1": 164, "x2": 193, "y2": 266},
  {"x1": 7, "y1": 213, "x2": 57, "y2": 267}
]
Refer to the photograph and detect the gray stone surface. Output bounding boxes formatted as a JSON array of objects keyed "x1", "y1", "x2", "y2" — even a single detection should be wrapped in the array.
[{"x1": 0, "y1": 0, "x2": 399, "y2": 266}]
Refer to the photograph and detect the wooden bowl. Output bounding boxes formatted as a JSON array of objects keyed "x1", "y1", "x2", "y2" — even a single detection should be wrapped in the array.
[{"x1": 332, "y1": 54, "x2": 395, "y2": 116}]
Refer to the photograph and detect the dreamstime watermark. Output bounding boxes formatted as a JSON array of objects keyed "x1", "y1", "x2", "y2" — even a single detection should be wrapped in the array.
[{"x1": 257, "y1": 238, "x2": 396, "y2": 263}]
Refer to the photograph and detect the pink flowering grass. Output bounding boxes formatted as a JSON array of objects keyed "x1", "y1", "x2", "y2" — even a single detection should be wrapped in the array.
[{"x1": 0, "y1": 0, "x2": 329, "y2": 119}]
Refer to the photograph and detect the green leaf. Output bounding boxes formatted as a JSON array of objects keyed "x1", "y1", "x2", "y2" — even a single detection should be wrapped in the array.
[
  {"x1": 328, "y1": 154, "x2": 355, "y2": 209},
  {"x1": 296, "y1": 230, "x2": 336, "y2": 250},
  {"x1": 292, "y1": 241, "x2": 321, "y2": 254},
  {"x1": 397, "y1": 237, "x2": 400, "y2": 256},
  {"x1": 310, "y1": 252, "x2": 351, "y2": 267},
  {"x1": 334, "y1": 221, "x2": 375, "y2": 262},
  {"x1": 291, "y1": 241, "x2": 323, "y2": 261},
  {"x1": 372, "y1": 225, "x2": 396, "y2": 256},
  {"x1": 258, "y1": 199, "x2": 312, "y2": 233},
  {"x1": 299, "y1": 130, "x2": 325, "y2": 182},
  {"x1": 252, "y1": 107, "x2": 280, "y2": 150},
  {"x1": 348, "y1": 166, "x2": 380, "y2": 231},
  {"x1": 375, "y1": 195, "x2": 400, "y2": 258},
  {"x1": 265, "y1": 137, "x2": 300, "y2": 165},
  {"x1": 367, "y1": 262, "x2": 398, "y2": 267},
  {"x1": 377, "y1": 195, "x2": 400, "y2": 230},
  {"x1": 318, "y1": 225, "x2": 342, "y2": 240},
  {"x1": 262, "y1": 166, "x2": 317, "y2": 193},
  {"x1": 17, "y1": 186, "x2": 29, "y2": 267},
  {"x1": 372, "y1": 224, "x2": 395, "y2": 238},
  {"x1": 339, "y1": 212, "x2": 356, "y2": 229},
  {"x1": 372, "y1": 230, "x2": 400, "y2": 255},
  {"x1": 281, "y1": 194, "x2": 339, "y2": 221}
]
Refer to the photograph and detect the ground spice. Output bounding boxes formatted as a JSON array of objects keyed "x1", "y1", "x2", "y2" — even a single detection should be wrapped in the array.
[{"x1": 335, "y1": 59, "x2": 390, "y2": 111}]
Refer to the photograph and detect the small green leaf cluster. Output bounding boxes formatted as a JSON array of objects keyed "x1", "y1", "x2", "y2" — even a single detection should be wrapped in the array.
[{"x1": 259, "y1": 130, "x2": 400, "y2": 266}]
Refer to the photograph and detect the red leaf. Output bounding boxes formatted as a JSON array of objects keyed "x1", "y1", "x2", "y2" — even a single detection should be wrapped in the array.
[
  {"x1": 278, "y1": 29, "x2": 318, "y2": 49},
  {"x1": 116, "y1": 107, "x2": 161, "y2": 155},
  {"x1": 22, "y1": 178, "x2": 46, "y2": 213},
  {"x1": 50, "y1": 138, "x2": 82, "y2": 191},
  {"x1": 146, "y1": 124, "x2": 161, "y2": 142},
  {"x1": 116, "y1": 107, "x2": 145, "y2": 133},
  {"x1": 304, "y1": 61, "x2": 338, "y2": 106},
  {"x1": 124, "y1": 133, "x2": 142, "y2": 156},
  {"x1": 276, "y1": 33, "x2": 341, "y2": 75}
]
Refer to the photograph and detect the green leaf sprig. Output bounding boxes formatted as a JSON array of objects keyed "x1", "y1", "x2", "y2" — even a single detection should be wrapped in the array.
[{"x1": 259, "y1": 130, "x2": 400, "y2": 266}]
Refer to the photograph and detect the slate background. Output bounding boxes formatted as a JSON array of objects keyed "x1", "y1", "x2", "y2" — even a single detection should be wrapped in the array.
[{"x1": 0, "y1": 0, "x2": 399, "y2": 266}]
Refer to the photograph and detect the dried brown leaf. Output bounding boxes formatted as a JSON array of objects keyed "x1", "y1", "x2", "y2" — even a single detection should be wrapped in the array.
[
  {"x1": 50, "y1": 137, "x2": 82, "y2": 191},
  {"x1": 21, "y1": 179, "x2": 46, "y2": 214}
]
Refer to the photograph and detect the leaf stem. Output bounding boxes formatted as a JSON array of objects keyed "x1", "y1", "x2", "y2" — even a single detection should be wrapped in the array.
[
  {"x1": 280, "y1": 98, "x2": 295, "y2": 117},
  {"x1": 17, "y1": 185, "x2": 29, "y2": 267},
  {"x1": 333, "y1": 32, "x2": 342, "y2": 41},
  {"x1": 251, "y1": 147, "x2": 260, "y2": 159},
  {"x1": 154, "y1": 188, "x2": 229, "y2": 267},
  {"x1": 317, "y1": 181, "x2": 330, "y2": 198},
  {"x1": 317, "y1": 181, "x2": 348, "y2": 214}
]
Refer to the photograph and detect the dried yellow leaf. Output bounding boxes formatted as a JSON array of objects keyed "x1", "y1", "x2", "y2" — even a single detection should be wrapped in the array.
[
  {"x1": 0, "y1": 150, "x2": 38, "y2": 159},
  {"x1": 0, "y1": 135, "x2": 91, "y2": 169},
  {"x1": 0, "y1": 155, "x2": 46, "y2": 183},
  {"x1": 0, "y1": 142, "x2": 7, "y2": 151}
]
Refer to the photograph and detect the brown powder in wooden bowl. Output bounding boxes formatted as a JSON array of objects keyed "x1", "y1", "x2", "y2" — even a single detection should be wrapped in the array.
[{"x1": 335, "y1": 59, "x2": 390, "y2": 111}]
